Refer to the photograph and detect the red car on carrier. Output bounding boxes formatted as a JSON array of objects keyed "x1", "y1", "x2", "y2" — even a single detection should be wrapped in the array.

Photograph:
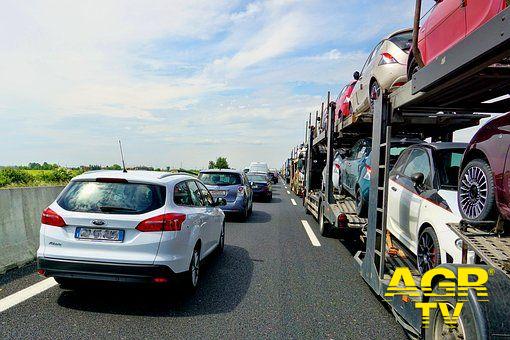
[
  {"x1": 408, "y1": 0, "x2": 507, "y2": 79},
  {"x1": 334, "y1": 80, "x2": 356, "y2": 120}
]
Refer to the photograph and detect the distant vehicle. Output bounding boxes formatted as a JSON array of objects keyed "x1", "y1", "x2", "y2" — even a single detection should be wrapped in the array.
[
  {"x1": 342, "y1": 138, "x2": 423, "y2": 217},
  {"x1": 350, "y1": 28, "x2": 412, "y2": 115},
  {"x1": 37, "y1": 171, "x2": 226, "y2": 290},
  {"x1": 242, "y1": 167, "x2": 250, "y2": 173},
  {"x1": 249, "y1": 162, "x2": 269, "y2": 174},
  {"x1": 334, "y1": 81, "x2": 356, "y2": 120},
  {"x1": 458, "y1": 112, "x2": 510, "y2": 222},
  {"x1": 198, "y1": 169, "x2": 253, "y2": 219},
  {"x1": 247, "y1": 172, "x2": 272, "y2": 202},
  {"x1": 408, "y1": 0, "x2": 507, "y2": 79},
  {"x1": 387, "y1": 143, "x2": 470, "y2": 274},
  {"x1": 269, "y1": 168, "x2": 279, "y2": 184}
]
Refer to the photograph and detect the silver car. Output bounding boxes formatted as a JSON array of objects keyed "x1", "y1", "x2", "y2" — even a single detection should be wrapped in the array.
[{"x1": 350, "y1": 28, "x2": 412, "y2": 115}]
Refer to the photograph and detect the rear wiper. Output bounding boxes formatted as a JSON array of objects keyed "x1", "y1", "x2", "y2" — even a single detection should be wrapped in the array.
[{"x1": 99, "y1": 206, "x2": 136, "y2": 212}]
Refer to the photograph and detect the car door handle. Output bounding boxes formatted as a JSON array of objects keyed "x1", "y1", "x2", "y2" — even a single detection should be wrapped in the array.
[{"x1": 391, "y1": 186, "x2": 397, "y2": 192}]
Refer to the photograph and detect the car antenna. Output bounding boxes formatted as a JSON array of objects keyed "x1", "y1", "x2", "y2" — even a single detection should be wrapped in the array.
[{"x1": 118, "y1": 140, "x2": 127, "y2": 173}]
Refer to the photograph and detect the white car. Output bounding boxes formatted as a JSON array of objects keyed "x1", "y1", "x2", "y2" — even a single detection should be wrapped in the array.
[
  {"x1": 249, "y1": 162, "x2": 269, "y2": 174},
  {"x1": 322, "y1": 151, "x2": 344, "y2": 192},
  {"x1": 350, "y1": 28, "x2": 412, "y2": 115},
  {"x1": 386, "y1": 143, "x2": 473, "y2": 274},
  {"x1": 37, "y1": 170, "x2": 226, "y2": 290}
]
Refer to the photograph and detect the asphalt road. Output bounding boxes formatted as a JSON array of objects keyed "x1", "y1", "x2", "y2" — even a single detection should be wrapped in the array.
[{"x1": 0, "y1": 183, "x2": 405, "y2": 339}]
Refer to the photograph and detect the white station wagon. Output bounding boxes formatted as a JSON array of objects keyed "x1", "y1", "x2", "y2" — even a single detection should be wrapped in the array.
[{"x1": 37, "y1": 170, "x2": 226, "y2": 290}]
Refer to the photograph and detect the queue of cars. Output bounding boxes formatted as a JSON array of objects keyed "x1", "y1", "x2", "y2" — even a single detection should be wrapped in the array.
[{"x1": 37, "y1": 160, "x2": 277, "y2": 291}]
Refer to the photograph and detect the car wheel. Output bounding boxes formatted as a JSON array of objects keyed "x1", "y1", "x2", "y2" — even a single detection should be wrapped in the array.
[
  {"x1": 217, "y1": 223, "x2": 225, "y2": 254},
  {"x1": 319, "y1": 204, "x2": 332, "y2": 237},
  {"x1": 185, "y1": 246, "x2": 201, "y2": 291},
  {"x1": 417, "y1": 227, "x2": 441, "y2": 275},
  {"x1": 55, "y1": 277, "x2": 82, "y2": 290},
  {"x1": 369, "y1": 80, "x2": 381, "y2": 110},
  {"x1": 458, "y1": 159, "x2": 496, "y2": 221},
  {"x1": 424, "y1": 284, "x2": 477, "y2": 340},
  {"x1": 407, "y1": 55, "x2": 420, "y2": 81},
  {"x1": 355, "y1": 186, "x2": 367, "y2": 218}
]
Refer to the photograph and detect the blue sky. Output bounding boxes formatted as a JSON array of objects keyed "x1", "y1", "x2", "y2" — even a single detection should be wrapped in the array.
[{"x1": 2, "y1": 0, "x2": 479, "y2": 170}]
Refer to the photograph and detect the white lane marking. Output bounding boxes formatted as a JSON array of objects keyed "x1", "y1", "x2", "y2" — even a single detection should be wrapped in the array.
[
  {"x1": 0, "y1": 278, "x2": 57, "y2": 313},
  {"x1": 291, "y1": 198, "x2": 297, "y2": 205},
  {"x1": 301, "y1": 220, "x2": 321, "y2": 247},
  {"x1": 287, "y1": 190, "x2": 291, "y2": 194}
]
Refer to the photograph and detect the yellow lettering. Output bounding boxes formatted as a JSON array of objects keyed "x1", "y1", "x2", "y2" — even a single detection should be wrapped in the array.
[{"x1": 438, "y1": 302, "x2": 464, "y2": 326}]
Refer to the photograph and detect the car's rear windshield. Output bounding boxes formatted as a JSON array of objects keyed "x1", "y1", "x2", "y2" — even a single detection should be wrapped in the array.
[
  {"x1": 436, "y1": 150, "x2": 464, "y2": 190},
  {"x1": 198, "y1": 172, "x2": 242, "y2": 186},
  {"x1": 250, "y1": 165, "x2": 268, "y2": 172},
  {"x1": 389, "y1": 31, "x2": 413, "y2": 51},
  {"x1": 57, "y1": 181, "x2": 166, "y2": 214},
  {"x1": 247, "y1": 174, "x2": 267, "y2": 182}
]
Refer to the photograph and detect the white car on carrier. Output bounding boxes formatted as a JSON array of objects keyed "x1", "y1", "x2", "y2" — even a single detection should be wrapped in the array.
[
  {"x1": 386, "y1": 143, "x2": 474, "y2": 274},
  {"x1": 37, "y1": 170, "x2": 226, "y2": 290}
]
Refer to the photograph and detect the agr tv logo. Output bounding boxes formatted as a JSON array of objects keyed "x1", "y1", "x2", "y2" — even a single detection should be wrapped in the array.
[{"x1": 384, "y1": 267, "x2": 492, "y2": 328}]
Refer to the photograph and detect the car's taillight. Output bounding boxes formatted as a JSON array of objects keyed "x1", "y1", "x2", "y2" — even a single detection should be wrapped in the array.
[
  {"x1": 334, "y1": 163, "x2": 341, "y2": 170},
  {"x1": 41, "y1": 207, "x2": 66, "y2": 227},
  {"x1": 136, "y1": 213, "x2": 186, "y2": 232},
  {"x1": 379, "y1": 52, "x2": 398, "y2": 65},
  {"x1": 363, "y1": 165, "x2": 372, "y2": 180},
  {"x1": 237, "y1": 186, "x2": 244, "y2": 195}
]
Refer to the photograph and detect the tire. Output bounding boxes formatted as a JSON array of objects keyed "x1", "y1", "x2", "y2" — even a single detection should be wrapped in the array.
[
  {"x1": 407, "y1": 54, "x2": 420, "y2": 81},
  {"x1": 242, "y1": 205, "x2": 249, "y2": 220},
  {"x1": 55, "y1": 277, "x2": 82, "y2": 290},
  {"x1": 424, "y1": 283, "x2": 477, "y2": 340},
  {"x1": 355, "y1": 186, "x2": 368, "y2": 218},
  {"x1": 417, "y1": 227, "x2": 441, "y2": 275},
  {"x1": 319, "y1": 204, "x2": 332, "y2": 237},
  {"x1": 217, "y1": 224, "x2": 225, "y2": 254},
  {"x1": 458, "y1": 159, "x2": 496, "y2": 222},
  {"x1": 184, "y1": 246, "x2": 201, "y2": 291}
]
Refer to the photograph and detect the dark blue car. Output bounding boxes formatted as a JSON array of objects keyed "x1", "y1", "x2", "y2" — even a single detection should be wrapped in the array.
[
  {"x1": 198, "y1": 169, "x2": 253, "y2": 219},
  {"x1": 247, "y1": 172, "x2": 272, "y2": 202}
]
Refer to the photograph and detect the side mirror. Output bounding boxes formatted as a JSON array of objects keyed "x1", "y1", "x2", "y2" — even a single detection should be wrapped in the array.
[
  {"x1": 215, "y1": 197, "x2": 227, "y2": 206},
  {"x1": 411, "y1": 172, "x2": 424, "y2": 187},
  {"x1": 353, "y1": 71, "x2": 360, "y2": 80}
]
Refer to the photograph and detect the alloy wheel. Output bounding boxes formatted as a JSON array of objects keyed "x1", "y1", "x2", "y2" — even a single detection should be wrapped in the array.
[
  {"x1": 418, "y1": 232, "x2": 438, "y2": 273},
  {"x1": 191, "y1": 249, "x2": 200, "y2": 287},
  {"x1": 459, "y1": 166, "x2": 488, "y2": 219}
]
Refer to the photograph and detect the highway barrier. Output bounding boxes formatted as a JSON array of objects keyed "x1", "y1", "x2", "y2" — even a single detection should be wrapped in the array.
[{"x1": 0, "y1": 186, "x2": 64, "y2": 274}]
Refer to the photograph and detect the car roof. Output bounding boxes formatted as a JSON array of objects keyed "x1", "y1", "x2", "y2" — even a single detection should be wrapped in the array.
[
  {"x1": 199, "y1": 169, "x2": 243, "y2": 174},
  {"x1": 416, "y1": 142, "x2": 468, "y2": 150},
  {"x1": 72, "y1": 170, "x2": 195, "y2": 185},
  {"x1": 385, "y1": 28, "x2": 412, "y2": 40}
]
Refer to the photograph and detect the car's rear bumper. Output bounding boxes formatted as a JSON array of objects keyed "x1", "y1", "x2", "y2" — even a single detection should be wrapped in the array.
[{"x1": 37, "y1": 257, "x2": 175, "y2": 283}]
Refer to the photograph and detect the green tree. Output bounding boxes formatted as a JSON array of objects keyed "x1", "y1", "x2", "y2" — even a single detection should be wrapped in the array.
[{"x1": 208, "y1": 157, "x2": 229, "y2": 169}]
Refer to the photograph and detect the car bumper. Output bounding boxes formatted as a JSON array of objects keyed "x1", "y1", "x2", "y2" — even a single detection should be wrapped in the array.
[
  {"x1": 37, "y1": 257, "x2": 176, "y2": 283},
  {"x1": 219, "y1": 196, "x2": 247, "y2": 213}
]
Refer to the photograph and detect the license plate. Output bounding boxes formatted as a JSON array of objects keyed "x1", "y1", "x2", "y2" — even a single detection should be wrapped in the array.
[
  {"x1": 252, "y1": 185, "x2": 258, "y2": 189},
  {"x1": 75, "y1": 227, "x2": 124, "y2": 242},
  {"x1": 210, "y1": 190, "x2": 227, "y2": 196}
]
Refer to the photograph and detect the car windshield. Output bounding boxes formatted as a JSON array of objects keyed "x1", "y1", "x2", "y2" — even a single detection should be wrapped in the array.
[
  {"x1": 247, "y1": 174, "x2": 267, "y2": 182},
  {"x1": 198, "y1": 172, "x2": 242, "y2": 186},
  {"x1": 389, "y1": 31, "x2": 413, "y2": 51},
  {"x1": 57, "y1": 181, "x2": 166, "y2": 214},
  {"x1": 436, "y1": 149, "x2": 464, "y2": 190}
]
